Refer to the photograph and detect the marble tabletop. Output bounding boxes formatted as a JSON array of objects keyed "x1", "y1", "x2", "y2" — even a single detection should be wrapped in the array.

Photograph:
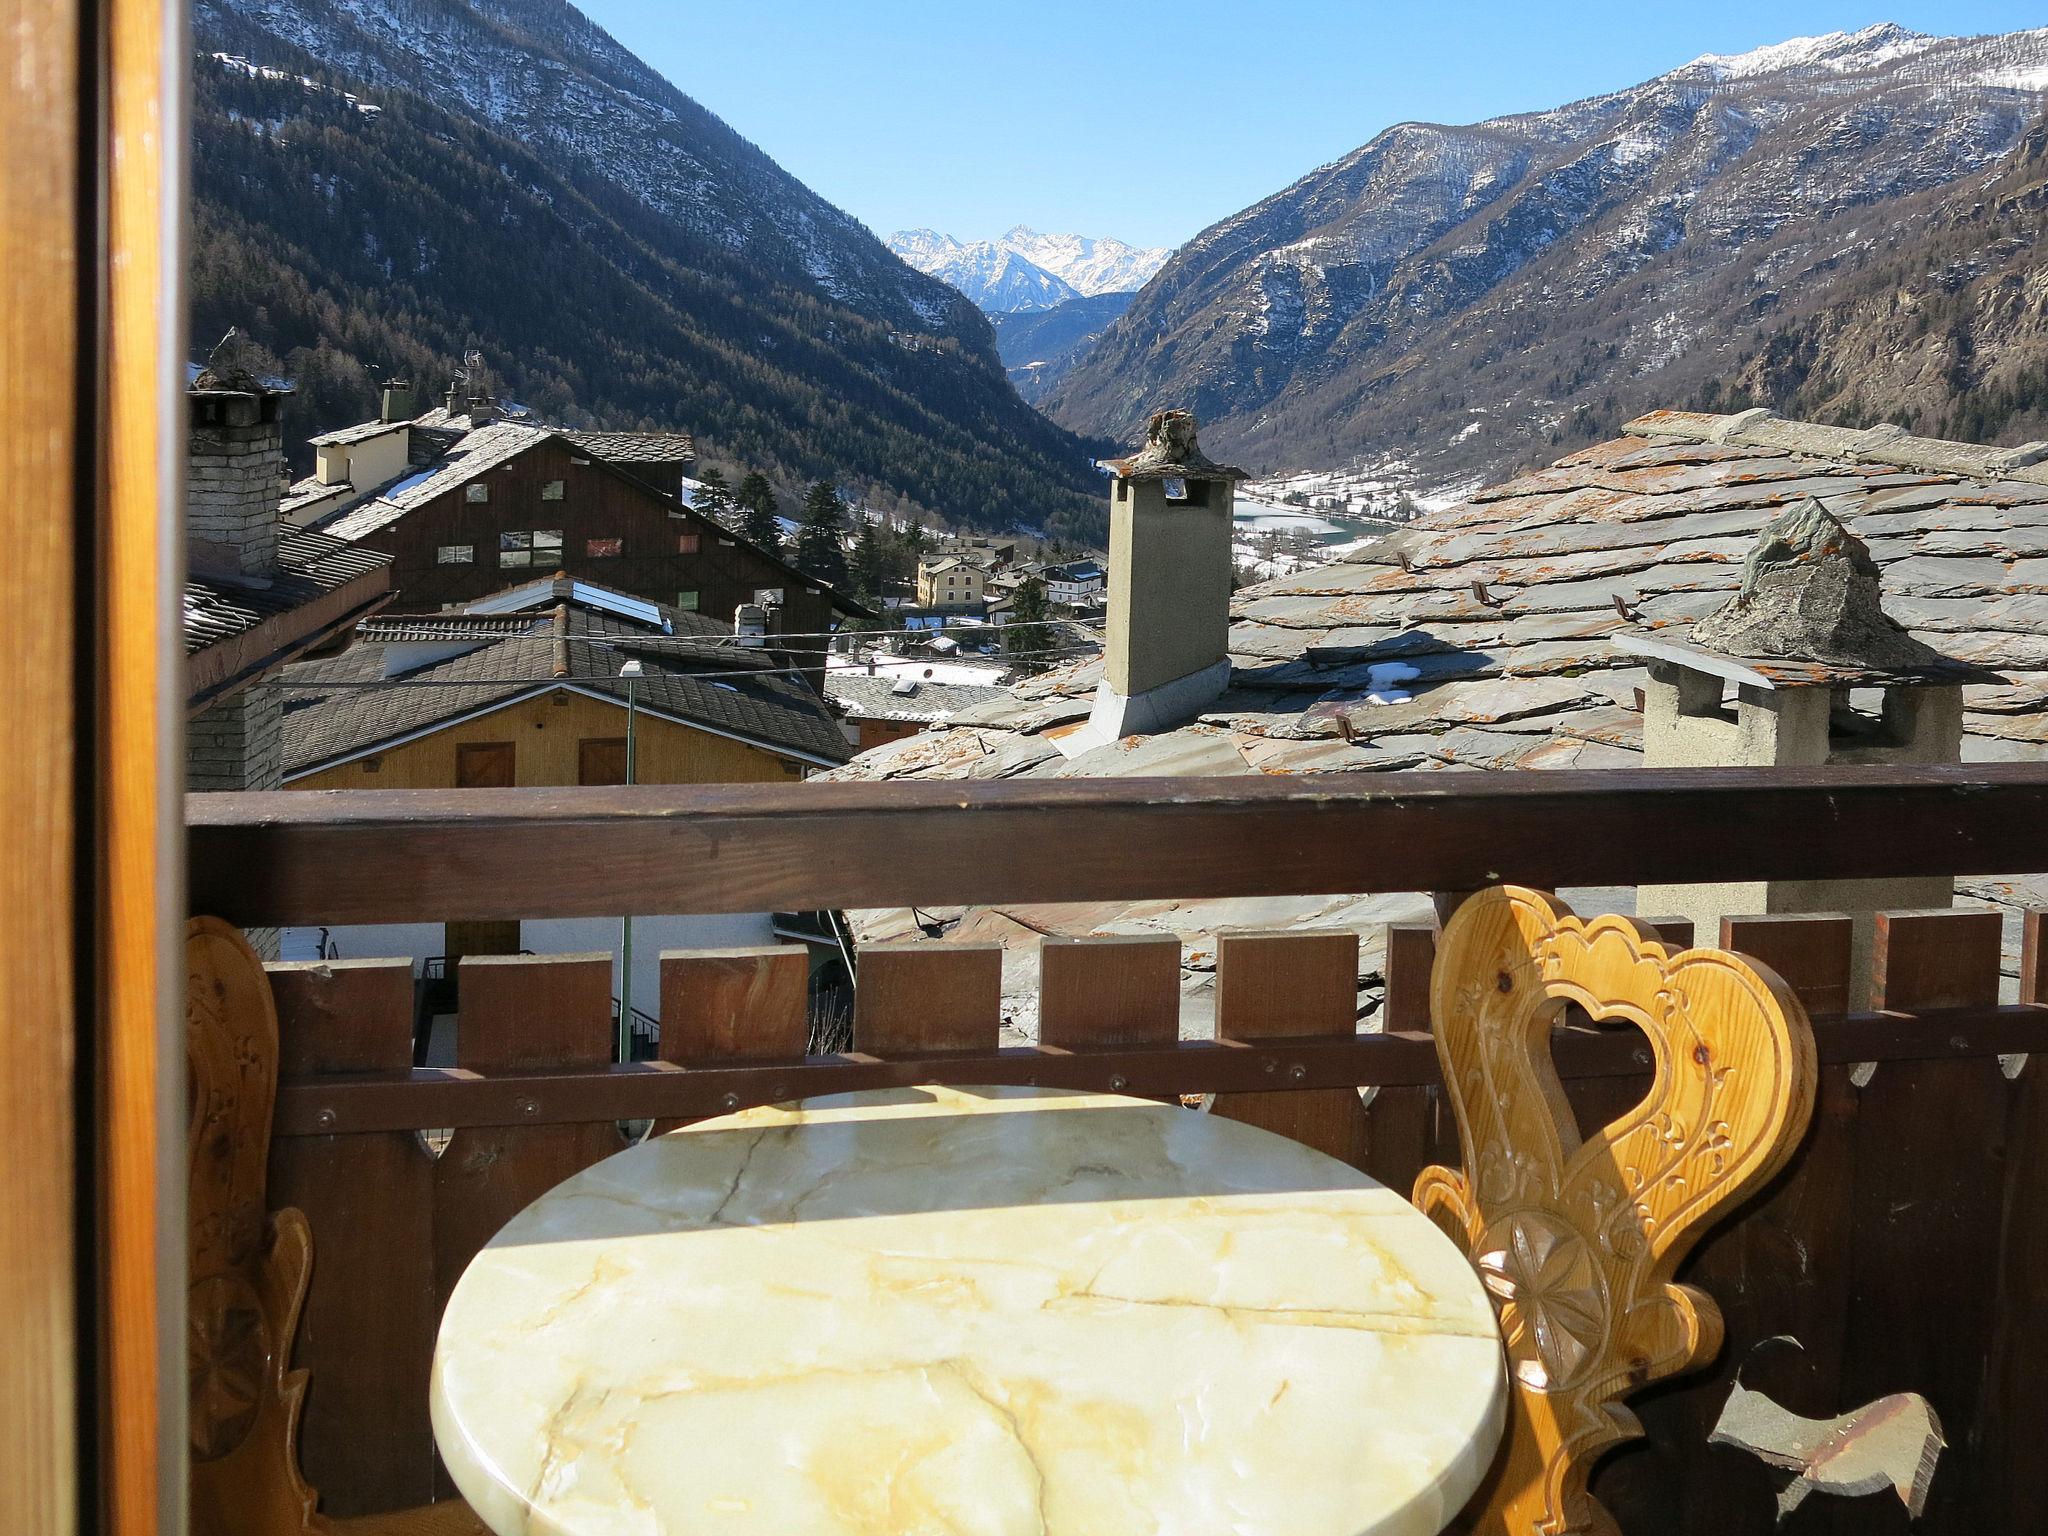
[{"x1": 431, "y1": 1085, "x2": 1506, "y2": 1536}]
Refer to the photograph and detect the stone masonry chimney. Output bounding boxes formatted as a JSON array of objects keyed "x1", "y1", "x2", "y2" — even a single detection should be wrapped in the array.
[
  {"x1": 187, "y1": 330, "x2": 290, "y2": 578},
  {"x1": 1064, "y1": 410, "x2": 1246, "y2": 753},
  {"x1": 1619, "y1": 498, "x2": 1997, "y2": 1007},
  {"x1": 380, "y1": 378, "x2": 415, "y2": 424}
]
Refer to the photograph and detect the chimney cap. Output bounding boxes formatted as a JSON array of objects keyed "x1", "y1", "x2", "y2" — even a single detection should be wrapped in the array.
[
  {"x1": 1614, "y1": 498, "x2": 2001, "y2": 687},
  {"x1": 189, "y1": 326, "x2": 293, "y2": 399},
  {"x1": 1102, "y1": 409, "x2": 1248, "y2": 484}
]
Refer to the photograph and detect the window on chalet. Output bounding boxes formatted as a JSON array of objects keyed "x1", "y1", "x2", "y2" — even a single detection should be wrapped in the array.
[
  {"x1": 542, "y1": 479, "x2": 565, "y2": 502},
  {"x1": 533, "y1": 530, "x2": 563, "y2": 570},
  {"x1": 677, "y1": 533, "x2": 700, "y2": 554},
  {"x1": 437, "y1": 544, "x2": 474, "y2": 564},
  {"x1": 753, "y1": 587, "x2": 784, "y2": 605},
  {"x1": 467, "y1": 482, "x2": 489, "y2": 503},
  {"x1": 676, "y1": 589, "x2": 700, "y2": 611},
  {"x1": 499, "y1": 530, "x2": 531, "y2": 568},
  {"x1": 586, "y1": 537, "x2": 622, "y2": 558}
]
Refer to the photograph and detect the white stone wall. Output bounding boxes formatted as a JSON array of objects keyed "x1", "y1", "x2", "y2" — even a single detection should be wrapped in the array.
[{"x1": 188, "y1": 411, "x2": 282, "y2": 575}]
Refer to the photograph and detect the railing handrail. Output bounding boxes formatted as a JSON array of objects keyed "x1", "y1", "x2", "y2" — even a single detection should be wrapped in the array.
[{"x1": 188, "y1": 763, "x2": 2048, "y2": 927}]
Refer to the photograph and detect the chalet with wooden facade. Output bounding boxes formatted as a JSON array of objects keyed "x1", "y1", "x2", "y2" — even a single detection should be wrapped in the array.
[
  {"x1": 278, "y1": 575, "x2": 850, "y2": 1030},
  {"x1": 295, "y1": 399, "x2": 871, "y2": 687}
]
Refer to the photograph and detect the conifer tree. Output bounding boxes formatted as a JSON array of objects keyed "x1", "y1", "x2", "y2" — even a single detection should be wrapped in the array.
[
  {"x1": 1004, "y1": 574, "x2": 1051, "y2": 674},
  {"x1": 735, "y1": 472, "x2": 781, "y2": 551},
  {"x1": 851, "y1": 513, "x2": 885, "y2": 604},
  {"x1": 693, "y1": 467, "x2": 737, "y2": 529},
  {"x1": 794, "y1": 480, "x2": 850, "y2": 589}
]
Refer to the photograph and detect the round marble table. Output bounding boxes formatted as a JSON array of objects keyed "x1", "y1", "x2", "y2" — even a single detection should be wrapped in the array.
[{"x1": 432, "y1": 1085, "x2": 1506, "y2": 1536}]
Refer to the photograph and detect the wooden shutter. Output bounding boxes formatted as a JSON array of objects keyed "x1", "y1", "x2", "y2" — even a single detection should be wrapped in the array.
[
  {"x1": 455, "y1": 741, "x2": 517, "y2": 788},
  {"x1": 577, "y1": 738, "x2": 628, "y2": 786}
]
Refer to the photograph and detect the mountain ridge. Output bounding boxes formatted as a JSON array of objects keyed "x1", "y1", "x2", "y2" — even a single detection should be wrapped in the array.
[{"x1": 1044, "y1": 23, "x2": 2048, "y2": 502}]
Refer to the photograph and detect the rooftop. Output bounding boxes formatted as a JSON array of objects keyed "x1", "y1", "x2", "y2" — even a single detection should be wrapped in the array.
[
  {"x1": 281, "y1": 576, "x2": 850, "y2": 775},
  {"x1": 834, "y1": 407, "x2": 2048, "y2": 1032}
]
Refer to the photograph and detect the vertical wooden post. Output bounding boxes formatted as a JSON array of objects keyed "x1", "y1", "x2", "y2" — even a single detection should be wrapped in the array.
[
  {"x1": 5, "y1": 0, "x2": 182, "y2": 1523},
  {"x1": 267, "y1": 961, "x2": 438, "y2": 1515},
  {"x1": 1, "y1": 0, "x2": 85, "y2": 1520},
  {"x1": 1209, "y1": 930, "x2": 1364, "y2": 1163},
  {"x1": 1361, "y1": 922, "x2": 1441, "y2": 1191},
  {"x1": 1837, "y1": 909, "x2": 2009, "y2": 1526}
]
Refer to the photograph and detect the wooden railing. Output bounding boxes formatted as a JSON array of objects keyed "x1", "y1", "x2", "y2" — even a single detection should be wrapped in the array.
[{"x1": 189, "y1": 766, "x2": 2048, "y2": 1534}]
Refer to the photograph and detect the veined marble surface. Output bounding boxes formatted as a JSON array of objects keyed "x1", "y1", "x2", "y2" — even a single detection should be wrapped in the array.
[{"x1": 432, "y1": 1085, "x2": 1505, "y2": 1536}]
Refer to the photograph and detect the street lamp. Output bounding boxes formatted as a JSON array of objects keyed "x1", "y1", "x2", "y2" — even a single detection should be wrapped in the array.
[{"x1": 617, "y1": 659, "x2": 643, "y2": 1063}]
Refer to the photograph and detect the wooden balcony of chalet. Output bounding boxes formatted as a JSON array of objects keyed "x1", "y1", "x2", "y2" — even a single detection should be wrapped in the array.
[{"x1": 188, "y1": 764, "x2": 2048, "y2": 1535}]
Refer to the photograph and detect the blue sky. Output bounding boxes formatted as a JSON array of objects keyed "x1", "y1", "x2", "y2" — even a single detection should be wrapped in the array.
[{"x1": 581, "y1": 3, "x2": 2048, "y2": 249}]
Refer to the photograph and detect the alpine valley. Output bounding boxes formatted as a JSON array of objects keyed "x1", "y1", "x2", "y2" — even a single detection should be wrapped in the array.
[
  {"x1": 1043, "y1": 24, "x2": 2048, "y2": 510},
  {"x1": 187, "y1": 0, "x2": 1107, "y2": 540}
]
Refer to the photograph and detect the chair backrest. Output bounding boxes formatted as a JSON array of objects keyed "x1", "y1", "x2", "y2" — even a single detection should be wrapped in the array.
[
  {"x1": 1415, "y1": 887, "x2": 1817, "y2": 1535},
  {"x1": 187, "y1": 917, "x2": 321, "y2": 1536}
]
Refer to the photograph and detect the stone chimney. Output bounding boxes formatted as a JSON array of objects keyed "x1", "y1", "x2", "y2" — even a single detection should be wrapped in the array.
[
  {"x1": 380, "y1": 378, "x2": 414, "y2": 424},
  {"x1": 1064, "y1": 410, "x2": 1246, "y2": 752},
  {"x1": 466, "y1": 397, "x2": 499, "y2": 428},
  {"x1": 187, "y1": 330, "x2": 290, "y2": 578},
  {"x1": 1618, "y1": 498, "x2": 1997, "y2": 1006}
]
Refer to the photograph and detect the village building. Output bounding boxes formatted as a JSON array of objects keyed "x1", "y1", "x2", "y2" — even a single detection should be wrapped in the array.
[
  {"x1": 915, "y1": 554, "x2": 988, "y2": 611},
  {"x1": 1042, "y1": 558, "x2": 1106, "y2": 608},
  {"x1": 185, "y1": 354, "x2": 394, "y2": 797},
  {"x1": 291, "y1": 385, "x2": 870, "y2": 684},
  {"x1": 832, "y1": 406, "x2": 2048, "y2": 1037},
  {"x1": 278, "y1": 574, "x2": 851, "y2": 1044}
]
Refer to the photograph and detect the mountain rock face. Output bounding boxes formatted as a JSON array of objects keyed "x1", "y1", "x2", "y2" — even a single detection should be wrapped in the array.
[
  {"x1": 887, "y1": 226, "x2": 1171, "y2": 312},
  {"x1": 1044, "y1": 24, "x2": 2048, "y2": 497},
  {"x1": 188, "y1": 0, "x2": 1104, "y2": 539},
  {"x1": 1725, "y1": 116, "x2": 2048, "y2": 446},
  {"x1": 991, "y1": 292, "x2": 1136, "y2": 403}
]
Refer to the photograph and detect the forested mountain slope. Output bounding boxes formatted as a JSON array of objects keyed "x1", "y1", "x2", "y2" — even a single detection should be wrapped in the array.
[{"x1": 188, "y1": 0, "x2": 1104, "y2": 539}]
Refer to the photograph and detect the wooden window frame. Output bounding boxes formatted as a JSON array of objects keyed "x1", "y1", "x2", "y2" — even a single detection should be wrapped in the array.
[{"x1": 4, "y1": 0, "x2": 187, "y2": 1529}]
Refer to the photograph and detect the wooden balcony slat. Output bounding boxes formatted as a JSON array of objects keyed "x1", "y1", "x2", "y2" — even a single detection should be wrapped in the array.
[
  {"x1": 1721, "y1": 913, "x2": 1856, "y2": 1019},
  {"x1": 657, "y1": 946, "x2": 810, "y2": 1063},
  {"x1": 1361, "y1": 921, "x2": 1444, "y2": 1192},
  {"x1": 1038, "y1": 935, "x2": 1182, "y2": 1048},
  {"x1": 189, "y1": 764, "x2": 2048, "y2": 927},
  {"x1": 1844, "y1": 910, "x2": 2015, "y2": 1523},
  {"x1": 1986, "y1": 910, "x2": 2048, "y2": 1524},
  {"x1": 851, "y1": 943, "x2": 1004, "y2": 1055},
  {"x1": 1214, "y1": 928, "x2": 1363, "y2": 1163}
]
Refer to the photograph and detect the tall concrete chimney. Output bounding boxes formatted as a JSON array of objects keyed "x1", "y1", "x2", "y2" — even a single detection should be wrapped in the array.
[
  {"x1": 187, "y1": 333, "x2": 290, "y2": 578},
  {"x1": 380, "y1": 378, "x2": 414, "y2": 424},
  {"x1": 1064, "y1": 410, "x2": 1246, "y2": 753},
  {"x1": 1619, "y1": 499, "x2": 1997, "y2": 1006}
]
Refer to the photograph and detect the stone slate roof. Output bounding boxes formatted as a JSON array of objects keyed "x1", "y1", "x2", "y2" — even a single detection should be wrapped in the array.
[
  {"x1": 560, "y1": 430, "x2": 696, "y2": 463},
  {"x1": 833, "y1": 408, "x2": 2048, "y2": 1038},
  {"x1": 185, "y1": 526, "x2": 391, "y2": 657},
  {"x1": 825, "y1": 671, "x2": 1012, "y2": 725},
  {"x1": 282, "y1": 580, "x2": 850, "y2": 775},
  {"x1": 316, "y1": 422, "x2": 546, "y2": 541},
  {"x1": 306, "y1": 419, "x2": 407, "y2": 448}
]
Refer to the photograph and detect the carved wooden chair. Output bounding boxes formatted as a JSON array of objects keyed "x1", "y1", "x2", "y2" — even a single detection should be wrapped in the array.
[
  {"x1": 1416, "y1": 888, "x2": 1817, "y2": 1535},
  {"x1": 188, "y1": 918, "x2": 487, "y2": 1536}
]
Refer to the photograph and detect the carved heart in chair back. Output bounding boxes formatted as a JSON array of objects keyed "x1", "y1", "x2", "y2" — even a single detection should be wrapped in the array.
[{"x1": 1415, "y1": 887, "x2": 1816, "y2": 1536}]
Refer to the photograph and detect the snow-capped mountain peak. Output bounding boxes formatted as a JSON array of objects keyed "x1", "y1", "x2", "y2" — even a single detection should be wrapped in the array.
[
  {"x1": 887, "y1": 225, "x2": 1173, "y2": 312},
  {"x1": 1683, "y1": 23, "x2": 1936, "y2": 81},
  {"x1": 998, "y1": 226, "x2": 1172, "y2": 296}
]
